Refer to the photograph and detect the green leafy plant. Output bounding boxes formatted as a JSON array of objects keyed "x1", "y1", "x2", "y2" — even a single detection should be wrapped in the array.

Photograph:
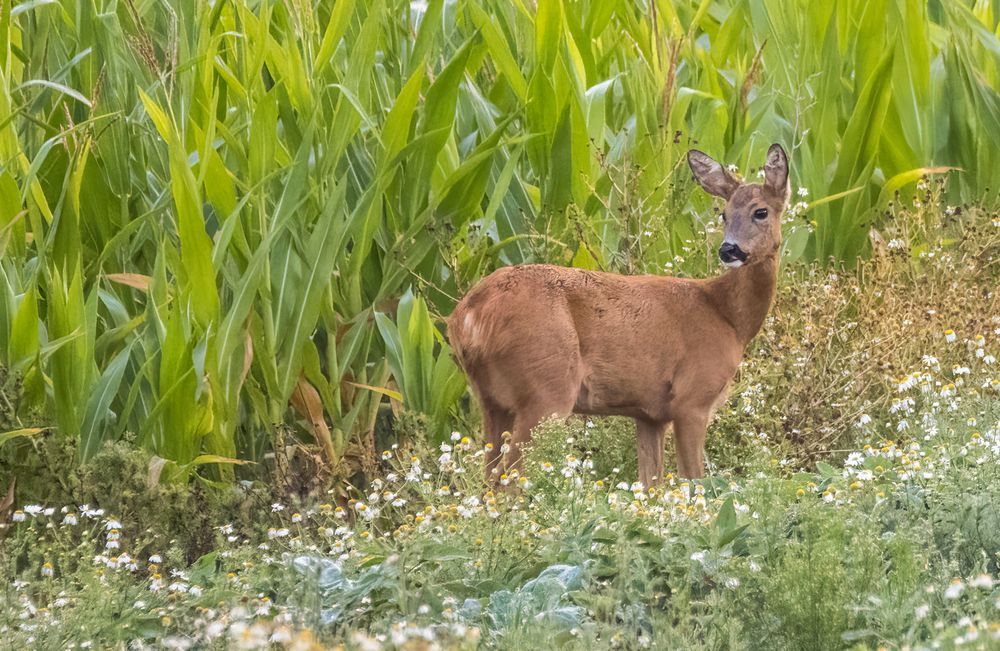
[
  {"x1": 377, "y1": 288, "x2": 466, "y2": 441},
  {"x1": 0, "y1": 0, "x2": 998, "y2": 484}
]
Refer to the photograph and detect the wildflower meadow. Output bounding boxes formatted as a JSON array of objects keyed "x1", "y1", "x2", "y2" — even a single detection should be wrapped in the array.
[{"x1": 2, "y1": 0, "x2": 1000, "y2": 649}]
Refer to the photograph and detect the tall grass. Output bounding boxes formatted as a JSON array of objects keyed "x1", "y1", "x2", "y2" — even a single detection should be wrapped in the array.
[{"x1": 0, "y1": 0, "x2": 998, "y2": 478}]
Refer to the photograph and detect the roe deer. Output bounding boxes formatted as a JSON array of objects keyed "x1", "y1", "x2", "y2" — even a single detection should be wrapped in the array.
[{"x1": 448, "y1": 144, "x2": 790, "y2": 486}]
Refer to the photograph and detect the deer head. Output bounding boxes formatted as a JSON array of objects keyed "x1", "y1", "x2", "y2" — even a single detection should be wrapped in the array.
[{"x1": 687, "y1": 143, "x2": 790, "y2": 267}]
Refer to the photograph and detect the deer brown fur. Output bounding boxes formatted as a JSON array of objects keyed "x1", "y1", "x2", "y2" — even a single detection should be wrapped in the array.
[{"x1": 448, "y1": 144, "x2": 790, "y2": 486}]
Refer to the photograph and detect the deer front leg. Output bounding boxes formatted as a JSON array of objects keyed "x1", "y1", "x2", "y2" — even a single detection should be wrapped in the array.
[
  {"x1": 672, "y1": 409, "x2": 710, "y2": 479},
  {"x1": 636, "y1": 418, "x2": 668, "y2": 487}
]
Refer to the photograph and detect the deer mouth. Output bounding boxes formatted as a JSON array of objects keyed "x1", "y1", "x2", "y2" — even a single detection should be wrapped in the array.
[{"x1": 719, "y1": 242, "x2": 749, "y2": 267}]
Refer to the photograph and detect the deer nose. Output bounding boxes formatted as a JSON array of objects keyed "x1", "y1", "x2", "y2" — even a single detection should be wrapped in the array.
[{"x1": 719, "y1": 242, "x2": 748, "y2": 263}]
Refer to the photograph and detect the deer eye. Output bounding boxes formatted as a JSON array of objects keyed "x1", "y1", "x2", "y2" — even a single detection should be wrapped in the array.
[{"x1": 753, "y1": 208, "x2": 768, "y2": 220}]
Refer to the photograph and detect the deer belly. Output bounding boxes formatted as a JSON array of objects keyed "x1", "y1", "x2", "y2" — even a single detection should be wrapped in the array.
[{"x1": 572, "y1": 374, "x2": 674, "y2": 421}]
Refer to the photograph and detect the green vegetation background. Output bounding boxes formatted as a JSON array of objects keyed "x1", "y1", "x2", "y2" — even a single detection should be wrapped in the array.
[
  {"x1": 2, "y1": 1, "x2": 1000, "y2": 648},
  {"x1": 1, "y1": 0, "x2": 999, "y2": 481}
]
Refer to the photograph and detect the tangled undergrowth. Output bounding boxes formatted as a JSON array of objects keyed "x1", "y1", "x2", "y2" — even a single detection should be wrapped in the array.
[
  {"x1": 2, "y1": 204, "x2": 1000, "y2": 650},
  {"x1": 712, "y1": 191, "x2": 1000, "y2": 469}
]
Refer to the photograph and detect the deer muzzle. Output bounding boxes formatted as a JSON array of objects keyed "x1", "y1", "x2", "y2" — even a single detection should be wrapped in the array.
[{"x1": 719, "y1": 241, "x2": 748, "y2": 266}]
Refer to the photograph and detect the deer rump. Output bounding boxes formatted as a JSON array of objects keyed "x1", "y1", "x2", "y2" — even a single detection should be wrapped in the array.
[{"x1": 448, "y1": 264, "x2": 741, "y2": 428}]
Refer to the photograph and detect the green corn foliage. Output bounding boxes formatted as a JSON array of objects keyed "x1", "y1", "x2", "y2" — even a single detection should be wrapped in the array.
[
  {"x1": 376, "y1": 289, "x2": 466, "y2": 441},
  {"x1": 0, "y1": 0, "x2": 998, "y2": 478}
]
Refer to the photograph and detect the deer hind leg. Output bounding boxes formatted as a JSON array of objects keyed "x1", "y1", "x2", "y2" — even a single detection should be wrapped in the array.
[
  {"x1": 636, "y1": 417, "x2": 668, "y2": 487},
  {"x1": 672, "y1": 409, "x2": 710, "y2": 479},
  {"x1": 481, "y1": 399, "x2": 514, "y2": 481},
  {"x1": 479, "y1": 322, "x2": 583, "y2": 481},
  {"x1": 500, "y1": 391, "x2": 577, "y2": 479}
]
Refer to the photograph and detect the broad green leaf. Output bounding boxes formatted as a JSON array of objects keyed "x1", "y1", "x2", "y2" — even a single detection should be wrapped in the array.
[
  {"x1": 9, "y1": 285, "x2": 39, "y2": 371},
  {"x1": 79, "y1": 343, "x2": 133, "y2": 461}
]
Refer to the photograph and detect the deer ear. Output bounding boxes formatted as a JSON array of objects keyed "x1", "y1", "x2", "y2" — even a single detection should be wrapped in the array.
[
  {"x1": 764, "y1": 143, "x2": 789, "y2": 199},
  {"x1": 687, "y1": 149, "x2": 739, "y2": 200}
]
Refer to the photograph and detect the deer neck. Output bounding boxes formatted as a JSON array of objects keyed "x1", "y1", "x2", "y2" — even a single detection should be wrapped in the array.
[{"x1": 705, "y1": 252, "x2": 778, "y2": 346}]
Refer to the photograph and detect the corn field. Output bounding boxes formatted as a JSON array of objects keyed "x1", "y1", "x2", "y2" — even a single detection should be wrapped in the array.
[{"x1": 1, "y1": 0, "x2": 999, "y2": 482}]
